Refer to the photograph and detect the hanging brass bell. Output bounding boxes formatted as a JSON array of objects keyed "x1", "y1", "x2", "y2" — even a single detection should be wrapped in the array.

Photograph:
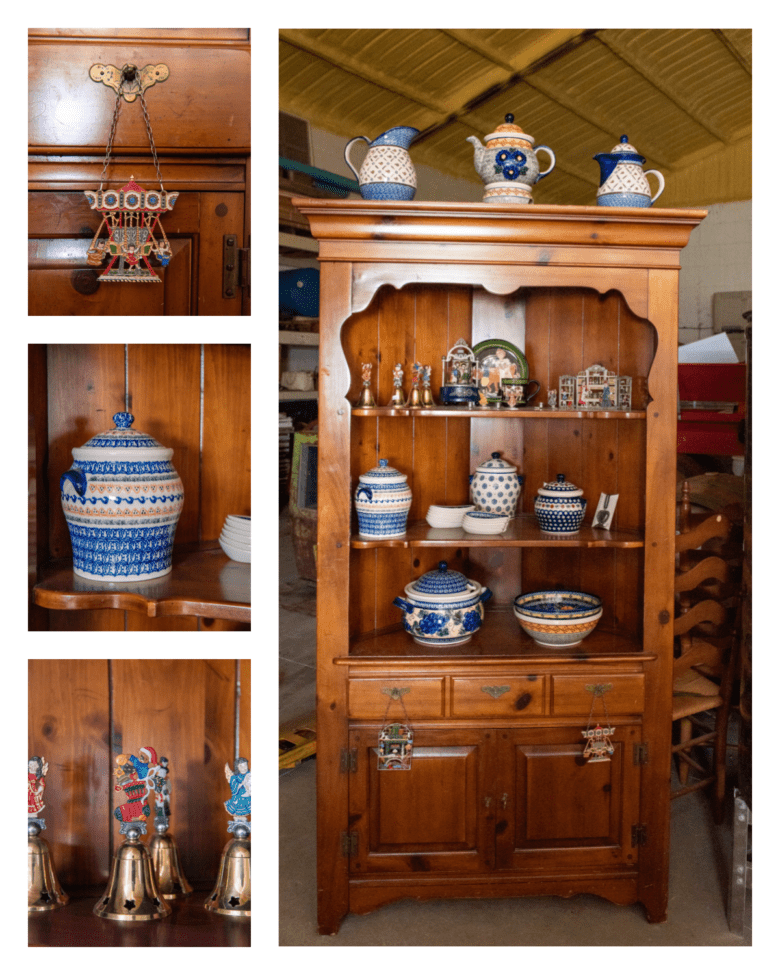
[
  {"x1": 28, "y1": 823, "x2": 69, "y2": 912},
  {"x1": 149, "y1": 826, "x2": 193, "y2": 899},
  {"x1": 93, "y1": 825, "x2": 172, "y2": 921},
  {"x1": 204, "y1": 822, "x2": 250, "y2": 918}
]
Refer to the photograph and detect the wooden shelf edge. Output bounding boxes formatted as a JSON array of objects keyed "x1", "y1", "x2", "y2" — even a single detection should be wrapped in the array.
[
  {"x1": 33, "y1": 587, "x2": 251, "y2": 622},
  {"x1": 352, "y1": 407, "x2": 646, "y2": 419}
]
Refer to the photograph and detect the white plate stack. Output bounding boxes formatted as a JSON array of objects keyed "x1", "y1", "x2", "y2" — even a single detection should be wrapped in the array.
[{"x1": 219, "y1": 515, "x2": 251, "y2": 562}]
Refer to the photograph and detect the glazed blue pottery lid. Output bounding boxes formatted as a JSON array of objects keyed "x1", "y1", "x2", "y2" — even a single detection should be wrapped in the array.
[
  {"x1": 73, "y1": 412, "x2": 172, "y2": 459},
  {"x1": 358, "y1": 458, "x2": 408, "y2": 484},
  {"x1": 410, "y1": 561, "x2": 473, "y2": 596},
  {"x1": 475, "y1": 451, "x2": 517, "y2": 474},
  {"x1": 537, "y1": 473, "x2": 583, "y2": 496}
]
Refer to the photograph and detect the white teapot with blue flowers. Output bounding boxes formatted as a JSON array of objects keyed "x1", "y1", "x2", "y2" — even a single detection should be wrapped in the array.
[{"x1": 467, "y1": 113, "x2": 555, "y2": 205}]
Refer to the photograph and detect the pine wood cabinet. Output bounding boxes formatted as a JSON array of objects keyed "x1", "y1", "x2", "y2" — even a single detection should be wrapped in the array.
[{"x1": 294, "y1": 198, "x2": 705, "y2": 935}]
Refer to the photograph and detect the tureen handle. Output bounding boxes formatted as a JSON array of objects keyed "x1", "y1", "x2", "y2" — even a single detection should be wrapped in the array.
[
  {"x1": 60, "y1": 466, "x2": 87, "y2": 497},
  {"x1": 393, "y1": 597, "x2": 415, "y2": 614},
  {"x1": 356, "y1": 485, "x2": 373, "y2": 502}
]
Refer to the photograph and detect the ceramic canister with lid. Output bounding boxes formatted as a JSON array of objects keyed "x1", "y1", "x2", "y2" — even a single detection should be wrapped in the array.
[
  {"x1": 534, "y1": 473, "x2": 587, "y2": 534},
  {"x1": 354, "y1": 459, "x2": 412, "y2": 538},
  {"x1": 469, "y1": 451, "x2": 523, "y2": 517},
  {"x1": 393, "y1": 561, "x2": 492, "y2": 646},
  {"x1": 60, "y1": 412, "x2": 185, "y2": 581}
]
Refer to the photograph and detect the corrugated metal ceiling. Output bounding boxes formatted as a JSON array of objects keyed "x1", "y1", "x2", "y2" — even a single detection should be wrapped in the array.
[{"x1": 279, "y1": 28, "x2": 751, "y2": 206}]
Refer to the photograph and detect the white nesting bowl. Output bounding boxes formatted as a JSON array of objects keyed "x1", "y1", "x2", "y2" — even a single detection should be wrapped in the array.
[
  {"x1": 426, "y1": 504, "x2": 475, "y2": 528},
  {"x1": 221, "y1": 524, "x2": 251, "y2": 547},
  {"x1": 225, "y1": 514, "x2": 251, "y2": 535},
  {"x1": 219, "y1": 534, "x2": 251, "y2": 562},
  {"x1": 462, "y1": 510, "x2": 509, "y2": 534}
]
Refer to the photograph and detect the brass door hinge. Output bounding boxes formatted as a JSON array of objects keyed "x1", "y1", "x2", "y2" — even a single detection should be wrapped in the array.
[
  {"x1": 631, "y1": 824, "x2": 648, "y2": 847},
  {"x1": 633, "y1": 742, "x2": 649, "y2": 765},
  {"x1": 223, "y1": 235, "x2": 250, "y2": 298},
  {"x1": 341, "y1": 831, "x2": 358, "y2": 857},
  {"x1": 340, "y1": 748, "x2": 357, "y2": 773}
]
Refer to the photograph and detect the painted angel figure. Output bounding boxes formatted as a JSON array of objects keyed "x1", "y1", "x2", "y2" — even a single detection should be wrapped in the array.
[
  {"x1": 28, "y1": 756, "x2": 48, "y2": 818},
  {"x1": 224, "y1": 757, "x2": 251, "y2": 820}
]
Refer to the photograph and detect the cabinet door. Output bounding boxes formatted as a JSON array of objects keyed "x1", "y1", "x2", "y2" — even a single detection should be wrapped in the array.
[
  {"x1": 496, "y1": 725, "x2": 642, "y2": 873},
  {"x1": 348, "y1": 727, "x2": 495, "y2": 875}
]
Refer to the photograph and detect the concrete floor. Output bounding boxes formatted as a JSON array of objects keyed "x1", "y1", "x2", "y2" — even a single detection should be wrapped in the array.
[{"x1": 278, "y1": 511, "x2": 751, "y2": 946}]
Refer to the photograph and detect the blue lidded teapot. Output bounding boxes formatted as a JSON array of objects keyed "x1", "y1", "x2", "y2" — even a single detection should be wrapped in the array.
[{"x1": 593, "y1": 135, "x2": 665, "y2": 207}]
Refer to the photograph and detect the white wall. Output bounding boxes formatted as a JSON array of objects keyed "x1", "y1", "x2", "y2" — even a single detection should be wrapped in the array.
[{"x1": 678, "y1": 201, "x2": 752, "y2": 344}]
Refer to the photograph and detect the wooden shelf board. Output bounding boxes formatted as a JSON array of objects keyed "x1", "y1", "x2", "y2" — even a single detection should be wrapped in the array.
[
  {"x1": 33, "y1": 542, "x2": 250, "y2": 621},
  {"x1": 342, "y1": 616, "x2": 647, "y2": 662},
  {"x1": 351, "y1": 516, "x2": 644, "y2": 549},
  {"x1": 352, "y1": 406, "x2": 645, "y2": 418}
]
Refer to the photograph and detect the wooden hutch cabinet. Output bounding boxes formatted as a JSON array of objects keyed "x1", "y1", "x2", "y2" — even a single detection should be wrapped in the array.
[{"x1": 293, "y1": 199, "x2": 705, "y2": 935}]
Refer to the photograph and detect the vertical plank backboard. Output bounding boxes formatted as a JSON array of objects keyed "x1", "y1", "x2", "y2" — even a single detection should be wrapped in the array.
[
  {"x1": 202, "y1": 345, "x2": 251, "y2": 540},
  {"x1": 28, "y1": 659, "x2": 110, "y2": 885},
  {"x1": 127, "y1": 344, "x2": 201, "y2": 545}
]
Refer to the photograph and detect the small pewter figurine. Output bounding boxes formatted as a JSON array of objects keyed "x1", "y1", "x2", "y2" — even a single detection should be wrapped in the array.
[
  {"x1": 94, "y1": 746, "x2": 171, "y2": 921},
  {"x1": 28, "y1": 756, "x2": 69, "y2": 912},
  {"x1": 206, "y1": 757, "x2": 251, "y2": 917},
  {"x1": 421, "y1": 364, "x2": 435, "y2": 407}
]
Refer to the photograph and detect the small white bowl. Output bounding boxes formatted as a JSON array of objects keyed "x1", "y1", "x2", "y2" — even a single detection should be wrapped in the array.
[
  {"x1": 220, "y1": 530, "x2": 250, "y2": 551},
  {"x1": 426, "y1": 504, "x2": 475, "y2": 528},
  {"x1": 221, "y1": 523, "x2": 251, "y2": 545},
  {"x1": 225, "y1": 515, "x2": 251, "y2": 534},
  {"x1": 219, "y1": 536, "x2": 251, "y2": 562},
  {"x1": 462, "y1": 511, "x2": 509, "y2": 534}
]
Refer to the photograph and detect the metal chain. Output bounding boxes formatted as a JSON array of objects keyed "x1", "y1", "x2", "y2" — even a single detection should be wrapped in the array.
[
  {"x1": 139, "y1": 89, "x2": 165, "y2": 193},
  {"x1": 98, "y1": 82, "x2": 165, "y2": 193},
  {"x1": 98, "y1": 90, "x2": 122, "y2": 191}
]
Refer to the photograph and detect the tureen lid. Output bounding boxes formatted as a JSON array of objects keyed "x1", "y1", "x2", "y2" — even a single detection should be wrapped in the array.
[
  {"x1": 485, "y1": 113, "x2": 535, "y2": 146},
  {"x1": 537, "y1": 473, "x2": 583, "y2": 497},
  {"x1": 72, "y1": 412, "x2": 172, "y2": 460},
  {"x1": 408, "y1": 561, "x2": 475, "y2": 597},
  {"x1": 358, "y1": 458, "x2": 408, "y2": 483},
  {"x1": 475, "y1": 451, "x2": 517, "y2": 474}
]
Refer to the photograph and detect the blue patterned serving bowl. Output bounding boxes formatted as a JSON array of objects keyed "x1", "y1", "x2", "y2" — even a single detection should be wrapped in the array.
[
  {"x1": 394, "y1": 561, "x2": 492, "y2": 646},
  {"x1": 513, "y1": 590, "x2": 602, "y2": 647},
  {"x1": 60, "y1": 412, "x2": 184, "y2": 581}
]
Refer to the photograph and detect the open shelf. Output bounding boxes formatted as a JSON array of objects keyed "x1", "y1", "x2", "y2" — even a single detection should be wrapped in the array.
[
  {"x1": 351, "y1": 515, "x2": 644, "y2": 549},
  {"x1": 353, "y1": 406, "x2": 646, "y2": 419},
  {"x1": 343, "y1": 613, "x2": 647, "y2": 662}
]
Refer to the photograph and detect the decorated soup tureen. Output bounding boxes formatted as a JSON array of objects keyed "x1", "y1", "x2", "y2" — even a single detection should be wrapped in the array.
[
  {"x1": 60, "y1": 412, "x2": 184, "y2": 581},
  {"x1": 393, "y1": 561, "x2": 492, "y2": 647}
]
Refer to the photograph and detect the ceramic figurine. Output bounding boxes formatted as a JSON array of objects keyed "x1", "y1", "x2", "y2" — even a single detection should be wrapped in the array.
[
  {"x1": 548, "y1": 390, "x2": 557, "y2": 409},
  {"x1": 224, "y1": 758, "x2": 251, "y2": 824},
  {"x1": 470, "y1": 451, "x2": 523, "y2": 517},
  {"x1": 421, "y1": 364, "x2": 435, "y2": 407},
  {"x1": 594, "y1": 135, "x2": 664, "y2": 207},
  {"x1": 28, "y1": 756, "x2": 47, "y2": 822},
  {"x1": 113, "y1": 747, "x2": 159, "y2": 832},
  {"x1": 60, "y1": 412, "x2": 184, "y2": 581},
  {"x1": 468, "y1": 113, "x2": 555, "y2": 205},
  {"x1": 345, "y1": 126, "x2": 419, "y2": 200},
  {"x1": 354, "y1": 459, "x2": 412, "y2": 538}
]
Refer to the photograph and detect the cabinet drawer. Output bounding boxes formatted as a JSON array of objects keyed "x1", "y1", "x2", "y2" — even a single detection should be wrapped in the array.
[
  {"x1": 451, "y1": 677, "x2": 545, "y2": 717},
  {"x1": 551, "y1": 675, "x2": 645, "y2": 716},
  {"x1": 348, "y1": 679, "x2": 445, "y2": 719}
]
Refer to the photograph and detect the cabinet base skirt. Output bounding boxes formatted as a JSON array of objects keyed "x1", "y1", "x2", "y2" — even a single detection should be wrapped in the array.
[{"x1": 343, "y1": 872, "x2": 661, "y2": 925}]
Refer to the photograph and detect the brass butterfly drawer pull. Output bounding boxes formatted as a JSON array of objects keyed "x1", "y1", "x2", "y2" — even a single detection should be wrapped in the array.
[{"x1": 481, "y1": 685, "x2": 511, "y2": 699}]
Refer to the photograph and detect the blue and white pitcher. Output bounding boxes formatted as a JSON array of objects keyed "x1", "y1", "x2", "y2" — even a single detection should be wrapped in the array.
[
  {"x1": 594, "y1": 135, "x2": 664, "y2": 207},
  {"x1": 344, "y1": 126, "x2": 419, "y2": 200}
]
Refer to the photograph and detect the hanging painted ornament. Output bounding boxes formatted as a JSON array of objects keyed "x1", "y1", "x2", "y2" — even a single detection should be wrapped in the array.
[
  {"x1": 582, "y1": 683, "x2": 615, "y2": 763},
  {"x1": 85, "y1": 177, "x2": 178, "y2": 282},
  {"x1": 85, "y1": 65, "x2": 178, "y2": 282}
]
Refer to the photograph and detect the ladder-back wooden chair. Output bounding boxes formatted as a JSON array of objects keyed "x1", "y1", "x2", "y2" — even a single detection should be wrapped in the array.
[{"x1": 672, "y1": 481, "x2": 741, "y2": 823}]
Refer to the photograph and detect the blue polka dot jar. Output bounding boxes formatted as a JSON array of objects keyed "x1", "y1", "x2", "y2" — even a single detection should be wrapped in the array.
[
  {"x1": 354, "y1": 459, "x2": 412, "y2": 538},
  {"x1": 534, "y1": 473, "x2": 587, "y2": 534},
  {"x1": 469, "y1": 451, "x2": 523, "y2": 517},
  {"x1": 393, "y1": 561, "x2": 492, "y2": 647},
  {"x1": 59, "y1": 412, "x2": 184, "y2": 581}
]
